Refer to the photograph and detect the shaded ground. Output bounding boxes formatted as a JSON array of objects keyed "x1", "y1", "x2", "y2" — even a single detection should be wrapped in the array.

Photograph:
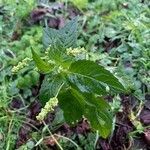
[{"x1": 12, "y1": 92, "x2": 150, "y2": 149}]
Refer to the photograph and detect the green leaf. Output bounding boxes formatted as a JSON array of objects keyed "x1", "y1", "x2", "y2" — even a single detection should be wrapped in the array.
[
  {"x1": 31, "y1": 49, "x2": 52, "y2": 73},
  {"x1": 84, "y1": 107, "x2": 112, "y2": 138},
  {"x1": 58, "y1": 88, "x2": 85, "y2": 125},
  {"x1": 59, "y1": 17, "x2": 77, "y2": 48},
  {"x1": 67, "y1": 60, "x2": 125, "y2": 93},
  {"x1": 83, "y1": 94, "x2": 112, "y2": 138},
  {"x1": 43, "y1": 27, "x2": 60, "y2": 49},
  {"x1": 43, "y1": 18, "x2": 77, "y2": 49},
  {"x1": 70, "y1": 0, "x2": 88, "y2": 9},
  {"x1": 42, "y1": 18, "x2": 78, "y2": 68},
  {"x1": 39, "y1": 73, "x2": 64, "y2": 105},
  {"x1": 46, "y1": 44, "x2": 73, "y2": 68},
  {"x1": 67, "y1": 73, "x2": 107, "y2": 95},
  {"x1": 58, "y1": 88, "x2": 112, "y2": 138}
]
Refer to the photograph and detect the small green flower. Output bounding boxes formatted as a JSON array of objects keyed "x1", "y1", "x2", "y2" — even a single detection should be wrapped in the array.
[
  {"x1": 12, "y1": 57, "x2": 31, "y2": 74},
  {"x1": 66, "y1": 47, "x2": 86, "y2": 56},
  {"x1": 36, "y1": 97, "x2": 58, "y2": 121},
  {"x1": 45, "y1": 46, "x2": 51, "y2": 55}
]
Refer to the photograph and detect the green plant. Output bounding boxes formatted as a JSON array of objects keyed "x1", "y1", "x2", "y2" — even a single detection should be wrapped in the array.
[
  {"x1": 31, "y1": 18, "x2": 125, "y2": 138},
  {"x1": 10, "y1": 26, "x2": 42, "y2": 90},
  {"x1": 1, "y1": 0, "x2": 36, "y2": 19},
  {"x1": 0, "y1": 79, "x2": 25, "y2": 150},
  {"x1": 70, "y1": 0, "x2": 88, "y2": 9},
  {"x1": 77, "y1": 0, "x2": 149, "y2": 100},
  {"x1": 1, "y1": 0, "x2": 149, "y2": 149},
  {"x1": 60, "y1": 0, "x2": 88, "y2": 9}
]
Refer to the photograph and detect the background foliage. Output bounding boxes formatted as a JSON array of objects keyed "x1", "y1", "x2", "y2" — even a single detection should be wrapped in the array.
[{"x1": 0, "y1": 0, "x2": 150, "y2": 149}]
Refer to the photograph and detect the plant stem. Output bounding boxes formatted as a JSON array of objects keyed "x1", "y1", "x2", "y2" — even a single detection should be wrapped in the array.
[
  {"x1": 54, "y1": 134, "x2": 80, "y2": 149},
  {"x1": 43, "y1": 121, "x2": 63, "y2": 150},
  {"x1": 94, "y1": 130, "x2": 99, "y2": 148}
]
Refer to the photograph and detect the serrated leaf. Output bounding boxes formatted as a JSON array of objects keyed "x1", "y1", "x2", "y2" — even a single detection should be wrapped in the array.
[
  {"x1": 39, "y1": 73, "x2": 64, "y2": 105},
  {"x1": 58, "y1": 88, "x2": 112, "y2": 138},
  {"x1": 31, "y1": 49, "x2": 52, "y2": 73},
  {"x1": 67, "y1": 60, "x2": 125, "y2": 93},
  {"x1": 67, "y1": 73, "x2": 107, "y2": 95},
  {"x1": 47, "y1": 44, "x2": 73, "y2": 68},
  {"x1": 43, "y1": 18, "x2": 77, "y2": 49},
  {"x1": 59, "y1": 17, "x2": 77, "y2": 48},
  {"x1": 43, "y1": 18, "x2": 77, "y2": 67},
  {"x1": 58, "y1": 88, "x2": 85, "y2": 125},
  {"x1": 43, "y1": 27, "x2": 60, "y2": 49},
  {"x1": 84, "y1": 106, "x2": 112, "y2": 138},
  {"x1": 83, "y1": 94, "x2": 112, "y2": 138}
]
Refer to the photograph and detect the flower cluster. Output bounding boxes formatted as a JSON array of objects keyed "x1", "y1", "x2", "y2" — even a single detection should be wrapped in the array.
[
  {"x1": 12, "y1": 57, "x2": 31, "y2": 74},
  {"x1": 44, "y1": 46, "x2": 56, "y2": 64},
  {"x1": 45, "y1": 47, "x2": 50, "y2": 55},
  {"x1": 66, "y1": 47, "x2": 86, "y2": 56},
  {"x1": 36, "y1": 97, "x2": 58, "y2": 121}
]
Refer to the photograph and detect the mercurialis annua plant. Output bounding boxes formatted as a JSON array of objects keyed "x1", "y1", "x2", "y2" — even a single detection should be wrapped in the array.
[{"x1": 13, "y1": 18, "x2": 126, "y2": 138}]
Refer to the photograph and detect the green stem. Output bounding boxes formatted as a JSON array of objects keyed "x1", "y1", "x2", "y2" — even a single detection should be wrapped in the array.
[
  {"x1": 43, "y1": 121, "x2": 63, "y2": 150},
  {"x1": 94, "y1": 130, "x2": 99, "y2": 148},
  {"x1": 54, "y1": 134, "x2": 80, "y2": 149},
  {"x1": 55, "y1": 82, "x2": 65, "y2": 98}
]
